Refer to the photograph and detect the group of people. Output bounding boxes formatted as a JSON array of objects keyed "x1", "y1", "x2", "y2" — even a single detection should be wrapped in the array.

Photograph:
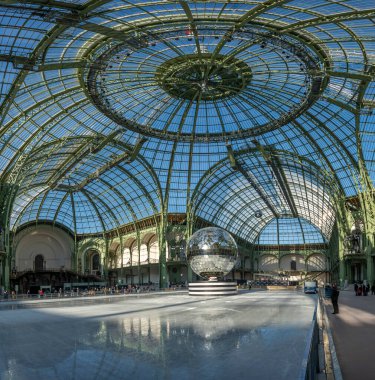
[
  {"x1": 1, "y1": 290, "x2": 17, "y2": 299},
  {"x1": 330, "y1": 281, "x2": 375, "y2": 315},
  {"x1": 354, "y1": 282, "x2": 375, "y2": 296}
]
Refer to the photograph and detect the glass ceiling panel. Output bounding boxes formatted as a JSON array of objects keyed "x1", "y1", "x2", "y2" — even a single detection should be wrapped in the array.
[
  {"x1": 0, "y1": 7, "x2": 54, "y2": 54},
  {"x1": 258, "y1": 218, "x2": 326, "y2": 245},
  {"x1": 10, "y1": 186, "x2": 47, "y2": 228},
  {"x1": 360, "y1": 82, "x2": 375, "y2": 182},
  {"x1": 0, "y1": 0, "x2": 373, "y2": 238},
  {"x1": 71, "y1": 191, "x2": 104, "y2": 234}
]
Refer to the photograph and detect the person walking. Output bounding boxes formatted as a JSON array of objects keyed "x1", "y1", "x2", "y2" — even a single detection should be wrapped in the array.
[{"x1": 331, "y1": 283, "x2": 340, "y2": 314}]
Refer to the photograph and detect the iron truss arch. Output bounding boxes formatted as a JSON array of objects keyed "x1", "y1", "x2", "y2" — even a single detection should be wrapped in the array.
[{"x1": 190, "y1": 148, "x2": 341, "y2": 243}]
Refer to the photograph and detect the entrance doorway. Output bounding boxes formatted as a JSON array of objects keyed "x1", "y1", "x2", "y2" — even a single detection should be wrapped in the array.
[
  {"x1": 350, "y1": 261, "x2": 365, "y2": 283},
  {"x1": 35, "y1": 255, "x2": 44, "y2": 271}
]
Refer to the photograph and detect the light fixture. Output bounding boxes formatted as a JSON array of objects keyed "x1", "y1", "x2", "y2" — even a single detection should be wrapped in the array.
[{"x1": 255, "y1": 211, "x2": 263, "y2": 218}]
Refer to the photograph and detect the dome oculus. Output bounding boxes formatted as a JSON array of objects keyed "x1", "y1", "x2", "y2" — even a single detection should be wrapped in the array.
[{"x1": 86, "y1": 25, "x2": 324, "y2": 142}]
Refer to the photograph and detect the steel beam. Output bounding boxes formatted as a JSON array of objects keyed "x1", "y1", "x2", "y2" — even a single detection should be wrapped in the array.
[{"x1": 226, "y1": 145, "x2": 279, "y2": 218}]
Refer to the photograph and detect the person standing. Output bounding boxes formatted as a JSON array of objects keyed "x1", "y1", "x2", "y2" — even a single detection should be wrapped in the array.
[
  {"x1": 331, "y1": 283, "x2": 340, "y2": 314},
  {"x1": 358, "y1": 284, "x2": 363, "y2": 296},
  {"x1": 354, "y1": 282, "x2": 358, "y2": 295}
]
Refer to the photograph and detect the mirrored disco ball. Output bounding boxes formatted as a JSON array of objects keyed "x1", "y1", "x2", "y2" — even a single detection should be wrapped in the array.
[{"x1": 186, "y1": 227, "x2": 238, "y2": 280}]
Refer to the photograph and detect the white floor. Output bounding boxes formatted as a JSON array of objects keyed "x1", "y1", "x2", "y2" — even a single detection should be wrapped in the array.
[{"x1": 0, "y1": 290, "x2": 317, "y2": 380}]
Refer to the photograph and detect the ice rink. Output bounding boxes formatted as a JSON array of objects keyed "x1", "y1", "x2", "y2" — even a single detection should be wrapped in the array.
[{"x1": 0, "y1": 290, "x2": 317, "y2": 380}]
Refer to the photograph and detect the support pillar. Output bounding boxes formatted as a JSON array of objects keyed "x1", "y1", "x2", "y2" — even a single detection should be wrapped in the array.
[
  {"x1": 339, "y1": 260, "x2": 346, "y2": 288},
  {"x1": 1, "y1": 256, "x2": 10, "y2": 291},
  {"x1": 366, "y1": 255, "x2": 373, "y2": 284},
  {"x1": 158, "y1": 212, "x2": 169, "y2": 289},
  {"x1": 187, "y1": 265, "x2": 193, "y2": 283},
  {"x1": 137, "y1": 233, "x2": 141, "y2": 285},
  {"x1": 147, "y1": 244, "x2": 151, "y2": 284},
  {"x1": 4, "y1": 226, "x2": 13, "y2": 291},
  {"x1": 103, "y1": 238, "x2": 109, "y2": 284}
]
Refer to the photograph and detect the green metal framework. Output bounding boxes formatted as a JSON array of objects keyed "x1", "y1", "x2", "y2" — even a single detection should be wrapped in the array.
[{"x1": 0, "y1": 0, "x2": 374, "y2": 288}]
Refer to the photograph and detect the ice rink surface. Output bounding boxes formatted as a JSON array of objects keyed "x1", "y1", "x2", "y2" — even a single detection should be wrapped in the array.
[{"x1": 0, "y1": 290, "x2": 317, "y2": 380}]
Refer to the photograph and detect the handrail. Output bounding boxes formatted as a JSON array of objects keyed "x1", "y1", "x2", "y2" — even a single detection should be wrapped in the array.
[{"x1": 298, "y1": 303, "x2": 320, "y2": 380}]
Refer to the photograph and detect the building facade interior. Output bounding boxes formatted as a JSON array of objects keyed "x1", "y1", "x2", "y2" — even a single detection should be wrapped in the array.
[{"x1": 0, "y1": 0, "x2": 374, "y2": 294}]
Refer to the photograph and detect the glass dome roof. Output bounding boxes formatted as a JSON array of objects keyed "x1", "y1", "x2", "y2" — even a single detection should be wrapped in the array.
[
  {"x1": 85, "y1": 23, "x2": 322, "y2": 141},
  {"x1": 0, "y1": 0, "x2": 374, "y2": 242}
]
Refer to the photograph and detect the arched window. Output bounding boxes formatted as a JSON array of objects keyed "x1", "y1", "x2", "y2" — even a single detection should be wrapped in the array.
[
  {"x1": 35, "y1": 255, "x2": 44, "y2": 271},
  {"x1": 92, "y1": 253, "x2": 100, "y2": 271}
]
